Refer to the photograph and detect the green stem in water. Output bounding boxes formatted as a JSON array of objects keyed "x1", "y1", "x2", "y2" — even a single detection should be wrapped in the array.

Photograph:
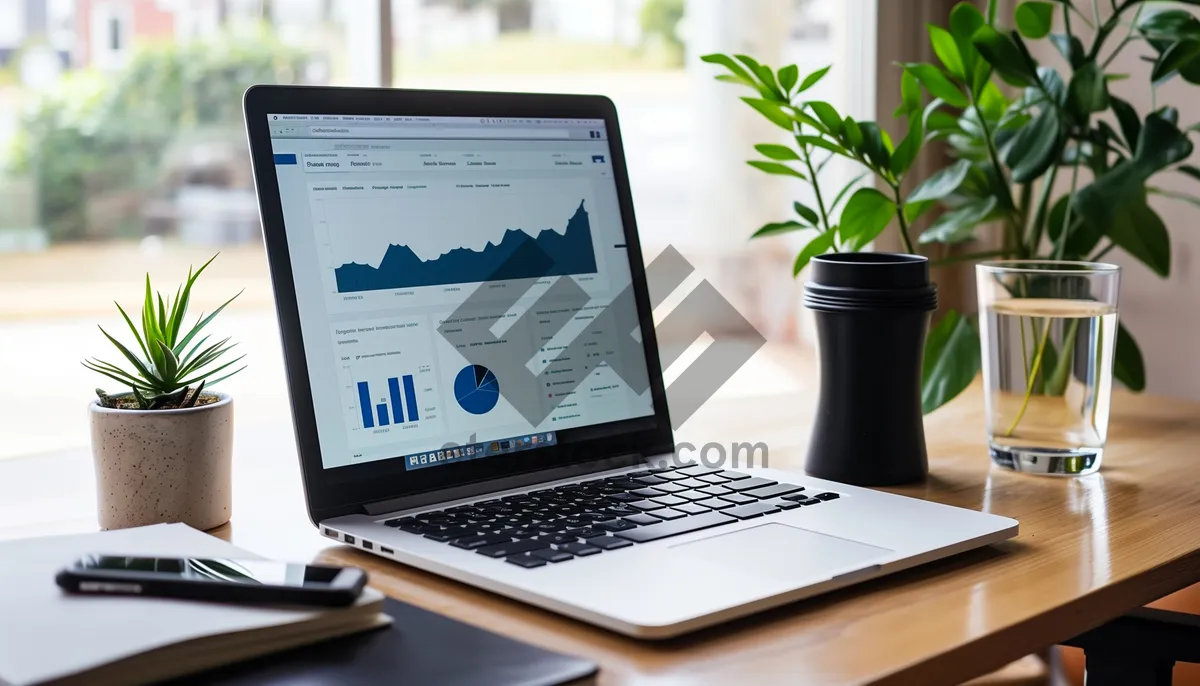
[
  {"x1": 1005, "y1": 316, "x2": 1054, "y2": 437},
  {"x1": 1019, "y1": 317, "x2": 1031, "y2": 381},
  {"x1": 1044, "y1": 318, "x2": 1080, "y2": 396}
]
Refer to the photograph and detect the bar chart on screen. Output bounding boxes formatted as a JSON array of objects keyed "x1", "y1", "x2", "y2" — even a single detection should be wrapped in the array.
[{"x1": 355, "y1": 374, "x2": 421, "y2": 429}]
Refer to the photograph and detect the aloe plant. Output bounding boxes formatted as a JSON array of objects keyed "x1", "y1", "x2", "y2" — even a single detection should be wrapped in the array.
[
  {"x1": 705, "y1": 0, "x2": 1197, "y2": 413},
  {"x1": 84, "y1": 254, "x2": 245, "y2": 410}
]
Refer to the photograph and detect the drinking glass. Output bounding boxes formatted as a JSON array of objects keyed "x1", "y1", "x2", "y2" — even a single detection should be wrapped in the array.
[{"x1": 976, "y1": 261, "x2": 1120, "y2": 476}]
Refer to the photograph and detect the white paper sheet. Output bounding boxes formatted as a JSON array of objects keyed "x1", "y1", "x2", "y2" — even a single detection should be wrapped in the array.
[{"x1": 0, "y1": 523, "x2": 379, "y2": 686}]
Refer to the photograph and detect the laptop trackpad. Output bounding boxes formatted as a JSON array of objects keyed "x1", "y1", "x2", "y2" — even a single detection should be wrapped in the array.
[{"x1": 671, "y1": 523, "x2": 893, "y2": 582}]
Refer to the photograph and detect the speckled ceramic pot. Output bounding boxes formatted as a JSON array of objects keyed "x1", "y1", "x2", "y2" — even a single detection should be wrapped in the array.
[{"x1": 88, "y1": 393, "x2": 233, "y2": 531}]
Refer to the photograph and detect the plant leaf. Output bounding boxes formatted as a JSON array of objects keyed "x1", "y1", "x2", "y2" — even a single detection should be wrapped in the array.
[
  {"x1": 798, "y1": 65, "x2": 831, "y2": 93},
  {"x1": 754, "y1": 143, "x2": 801, "y2": 161},
  {"x1": 777, "y1": 64, "x2": 799, "y2": 93},
  {"x1": 740, "y1": 97, "x2": 794, "y2": 130},
  {"x1": 1047, "y1": 194, "x2": 1104, "y2": 257},
  {"x1": 1178, "y1": 164, "x2": 1200, "y2": 183},
  {"x1": 751, "y1": 221, "x2": 806, "y2": 238},
  {"x1": 1114, "y1": 322, "x2": 1146, "y2": 391},
  {"x1": 907, "y1": 159, "x2": 973, "y2": 203},
  {"x1": 702, "y1": 53, "x2": 756, "y2": 83},
  {"x1": 1110, "y1": 96, "x2": 1142, "y2": 152},
  {"x1": 1151, "y1": 40, "x2": 1200, "y2": 84},
  {"x1": 1014, "y1": 1, "x2": 1055, "y2": 39},
  {"x1": 792, "y1": 231, "x2": 837, "y2": 276},
  {"x1": 114, "y1": 301, "x2": 150, "y2": 362},
  {"x1": 904, "y1": 63, "x2": 969, "y2": 108},
  {"x1": 921, "y1": 310, "x2": 981, "y2": 414},
  {"x1": 174, "y1": 290, "x2": 242, "y2": 354},
  {"x1": 807, "y1": 101, "x2": 844, "y2": 134},
  {"x1": 900, "y1": 70, "x2": 922, "y2": 117},
  {"x1": 1050, "y1": 33, "x2": 1085, "y2": 69},
  {"x1": 155, "y1": 339, "x2": 180, "y2": 384},
  {"x1": 890, "y1": 114, "x2": 924, "y2": 176},
  {"x1": 949, "y1": 2, "x2": 986, "y2": 76},
  {"x1": 1004, "y1": 105, "x2": 1061, "y2": 183},
  {"x1": 972, "y1": 26, "x2": 1038, "y2": 87},
  {"x1": 919, "y1": 196, "x2": 999, "y2": 244},
  {"x1": 747, "y1": 160, "x2": 806, "y2": 179},
  {"x1": 1067, "y1": 61, "x2": 1110, "y2": 117},
  {"x1": 842, "y1": 117, "x2": 864, "y2": 150},
  {"x1": 795, "y1": 134, "x2": 849, "y2": 156},
  {"x1": 1108, "y1": 193, "x2": 1171, "y2": 276},
  {"x1": 838, "y1": 188, "x2": 894, "y2": 246},
  {"x1": 929, "y1": 25, "x2": 966, "y2": 79},
  {"x1": 97, "y1": 326, "x2": 158, "y2": 384},
  {"x1": 793, "y1": 202, "x2": 821, "y2": 226},
  {"x1": 857, "y1": 122, "x2": 892, "y2": 170}
]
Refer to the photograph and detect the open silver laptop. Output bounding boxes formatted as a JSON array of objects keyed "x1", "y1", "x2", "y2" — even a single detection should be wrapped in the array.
[{"x1": 244, "y1": 85, "x2": 1017, "y2": 639}]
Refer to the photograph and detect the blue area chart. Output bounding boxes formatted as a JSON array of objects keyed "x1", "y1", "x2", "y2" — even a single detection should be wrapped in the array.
[
  {"x1": 454, "y1": 364, "x2": 500, "y2": 415},
  {"x1": 334, "y1": 200, "x2": 597, "y2": 293}
]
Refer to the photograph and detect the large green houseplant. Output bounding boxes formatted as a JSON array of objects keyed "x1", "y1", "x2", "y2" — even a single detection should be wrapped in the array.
[{"x1": 706, "y1": 0, "x2": 1198, "y2": 413}]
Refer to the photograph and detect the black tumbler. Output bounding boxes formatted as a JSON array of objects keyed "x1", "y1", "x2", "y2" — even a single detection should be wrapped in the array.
[{"x1": 803, "y1": 253, "x2": 937, "y2": 486}]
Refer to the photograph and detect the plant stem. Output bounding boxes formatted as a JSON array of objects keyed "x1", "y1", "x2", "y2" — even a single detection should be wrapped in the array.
[
  {"x1": 1054, "y1": 145, "x2": 1084, "y2": 260},
  {"x1": 1005, "y1": 316, "x2": 1054, "y2": 437},
  {"x1": 1016, "y1": 183, "x2": 1033, "y2": 258},
  {"x1": 930, "y1": 249, "x2": 1006, "y2": 267},
  {"x1": 969, "y1": 93, "x2": 1022, "y2": 252},
  {"x1": 890, "y1": 183, "x2": 916, "y2": 253},
  {"x1": 1101, "y1": 3, "x2": 1144, "y2": 69},
  {"x1": 1091, "y1": 240, "x2": 1116, "y2": 260},
  {"x1": 1085, "y1": 0, "x2": 1137, "y2": 62},
  {"x1": 1090, "y1": 0, "x2": 1101, "y2": 28},
  {"x1": 1019, "y1": 317, "x2": 1032, "y2": 380},
  {"x1": 1027, "y1": 164, "x2": 1060, "y2": 255},
  {"x1": 800, "y1": 144, "x2": 835, "y2": 237}
]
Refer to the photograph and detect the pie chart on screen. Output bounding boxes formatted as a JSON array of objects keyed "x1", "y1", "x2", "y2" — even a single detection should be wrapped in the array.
[{"x1": 454, "y1": 364, "x2": 500, "y2": 415}]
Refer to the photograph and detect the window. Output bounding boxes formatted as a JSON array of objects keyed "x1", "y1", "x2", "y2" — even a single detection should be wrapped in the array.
[{"x1": 0, "y1": 0, "x2": 871, "y2": 463}]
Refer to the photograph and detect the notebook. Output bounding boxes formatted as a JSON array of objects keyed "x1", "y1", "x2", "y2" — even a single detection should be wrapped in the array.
[{"x1": 0, "y1": 524, "x2": 389, "y2": 686}]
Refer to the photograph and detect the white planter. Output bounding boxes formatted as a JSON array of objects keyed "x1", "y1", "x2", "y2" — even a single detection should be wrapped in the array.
[{"x1": 88, "y1": 393, "x2": 234, "y2": 531}]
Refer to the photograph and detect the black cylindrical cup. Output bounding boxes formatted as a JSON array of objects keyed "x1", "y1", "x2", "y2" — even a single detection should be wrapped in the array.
[{"x1": 803, "y1": 253, "x2": 937, "y2": 486}]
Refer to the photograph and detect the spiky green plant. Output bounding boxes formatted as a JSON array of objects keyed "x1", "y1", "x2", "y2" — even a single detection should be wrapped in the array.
[{"x1": 84, "y1": 254, "x2": 245, "y2": 410}]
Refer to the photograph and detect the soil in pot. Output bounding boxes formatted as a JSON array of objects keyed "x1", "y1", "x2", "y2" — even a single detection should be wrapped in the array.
[{"x1": 98, "y1": 390, "x2": 221, "y2": 411}]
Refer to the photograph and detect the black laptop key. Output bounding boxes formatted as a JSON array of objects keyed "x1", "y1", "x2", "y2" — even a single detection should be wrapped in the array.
[
  {"x1": 505, "y1": 553, "x2": 547, "y2": 569},
  {"x1": 815, "y1": 492, "x2": 841, "y2": 501},
  {"x1": 623, "y1": 513, "x2": 662, "y2": 526},
  {"x1": 630, "y1": 500, "x2": 665, "y2": 512},
  {"x1": 423, "y1": 526, "x2": 473, "y2": 542},
  {"x1": 724, "y1": 502, "x2": 780, "y2": 520},
  {"x1": 561, "y1": 542, "x2": 602, "y2": 556},
  {"x1": 698, "y1": 484, "x2": 733, "y2": 497},
  {"x1": 595, "y1": 518, "x2": 638, "y2": 532},
  {"x1": 696, "y1": 497, "x2": 735, "y2": 510},
  {"x1": 654, "y1": 471, "x2": 690, "y2": 481},
  {"x1": 781, "y1": 491, "x2": 810, "y2": 501},
  {"x1": 650, "y1": 482, "x2": 687, "y2": 494},
  {"x1": 536, "y1": 521, "x2": 566, "y2": 533},
  {"x1": 676, "y1": 465, "x2": 723, "y2": 477},
  {"x1": 675, "y1": 502, "x2": 711, "y2": 515},
  {"x1": 769, "y1": 498, "x2": 803, "y2": 510},
  {"x1": 726, "y1": 477, "x2": 778, "y2": 492},
  {"x1": 629, "y1": 487, "x2": 665, "y2": 498},
  {"x1": 586, "y1": 535, "x2": 634, "y2": 550},
  {"x1": 531, "y1": 548, "x2": 574, "y2": 563},
  {"x1": 718, "y1": 471, "x2": 752, "y2": 481},
  {"x1": 476, "y1": 538, "x2": 550, "y2": 558},
  {"x1": 672, "y1": 478, "x2": 709, "y2": 489},
  {"x1": 567, "y1": 526, "x2": 606, "y2": 540},
  {"x1": 632, "y1": 475, "x2": 667, "y2": 486},
  {"x1": 674, "y1": 490, "x2": 711, "y2": 502},
  {"x1": 720, "y1": 492, "x2": 756, "y2": 505},
  {"x1": 539, "y1": 533, "x2": 581, "y2": 545},
  {"x1": 649, "y1": 508, "x2": 688, "y2": 521},
  {"x1": 614, "y1": 511, "x2": 735, "y2": 543},
  {"x1": 600, "y1": 504, "x2": 640, "y2": 517},
  {"x1": 452, "y1": 532, "x2": 515, "y2": 550},
  {"x1": 696, "y1": 473, "x2": 731, "y2": 484},
  {"x1": 605, "y1": 492, "x2": 643, "y2": 503},
  {"x1": 384, "y1": 517, "x2": 412, "y2": 528},
  {"x1": 743, "y1": 483, "x2": 805, "y2": 499}
]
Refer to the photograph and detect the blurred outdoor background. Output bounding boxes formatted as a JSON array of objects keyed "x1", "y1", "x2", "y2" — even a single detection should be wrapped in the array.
[{"x1": 0, "y1": 0, "x2": 865, "y2": 461}]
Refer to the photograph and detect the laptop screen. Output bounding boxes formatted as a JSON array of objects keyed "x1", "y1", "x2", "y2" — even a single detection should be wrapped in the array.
[{"x1": 266, "y1": 114, "x2": 656, "y2": 471}]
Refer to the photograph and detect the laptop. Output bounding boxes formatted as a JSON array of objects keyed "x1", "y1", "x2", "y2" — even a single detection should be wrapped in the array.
[{"x1": 243, "y1": 85, "x2": 1017, "y2": 639}]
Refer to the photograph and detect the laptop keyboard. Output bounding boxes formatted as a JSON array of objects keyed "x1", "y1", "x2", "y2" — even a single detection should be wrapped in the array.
[{"x1": 381, "y1": 464, "x2": 841, "y2": 569}]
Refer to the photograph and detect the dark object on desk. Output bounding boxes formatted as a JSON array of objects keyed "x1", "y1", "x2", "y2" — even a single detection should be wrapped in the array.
[
  {"x1": 804, "y1": 253, "x2": 937, "y2": 486},
  {"x1": 168, "y1": 597, "x2": 598, "y2": 686}
]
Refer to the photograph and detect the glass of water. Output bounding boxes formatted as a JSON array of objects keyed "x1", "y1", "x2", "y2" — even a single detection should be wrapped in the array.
[{"x1": 976, "y1": 261, "x2": 1120, "y2": 476}]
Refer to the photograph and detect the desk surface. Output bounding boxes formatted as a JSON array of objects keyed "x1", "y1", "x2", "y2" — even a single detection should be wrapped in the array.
[{"x1": 5, "y1": 371, "x2": 1200, "y2": 686}]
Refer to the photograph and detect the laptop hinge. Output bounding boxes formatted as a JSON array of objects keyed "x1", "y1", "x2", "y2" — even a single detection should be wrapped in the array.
[{"x1": 361, "y1": 452, "x2": 651, "y2": 517}]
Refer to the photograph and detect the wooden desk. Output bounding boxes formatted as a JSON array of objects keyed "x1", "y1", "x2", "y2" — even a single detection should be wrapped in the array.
[{"x1": 4, "y1": 380, "x2": 1200, "y2": 685}]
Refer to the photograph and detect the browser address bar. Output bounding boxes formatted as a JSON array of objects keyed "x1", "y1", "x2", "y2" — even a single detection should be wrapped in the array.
[{"x1": 308, "y1": 126, "x2": 571, "y2": 139}]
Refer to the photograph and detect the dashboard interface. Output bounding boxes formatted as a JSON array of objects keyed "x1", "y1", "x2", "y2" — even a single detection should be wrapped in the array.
[{"x1": 267, "y1": 114, "x2": 655, "y2": 470}]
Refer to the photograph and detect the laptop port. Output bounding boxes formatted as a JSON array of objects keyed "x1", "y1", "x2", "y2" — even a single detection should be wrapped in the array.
[
  {"x1": 323, "y1": 528, "x2": 337, "y2": 538},
  {"x1": 343, "y1": 534, "x2": 356, "y2": 544},
  {"x1": 362, "y1": 540, "x2": 374, "y2": 550},
  {"x1": 380, "y1": 546, "x2": 394, "y2": 554}
]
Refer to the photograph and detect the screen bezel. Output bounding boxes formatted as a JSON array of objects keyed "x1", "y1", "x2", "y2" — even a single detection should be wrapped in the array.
[{"x1": 243, "y1": 85, "x2": 674, "y2": 524}]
